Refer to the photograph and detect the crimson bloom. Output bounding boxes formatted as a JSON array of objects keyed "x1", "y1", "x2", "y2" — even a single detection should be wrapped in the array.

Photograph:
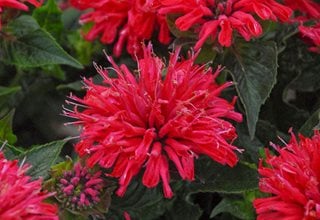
[
  {"x1": 70, "y1": 0, "x2": 170, "y2": 57},
  {"x1": 254, "y1": 131, "x2": 320, "y2": 220},
  {"x1": 0, "y1": 151, "x2": 58, "y2": 220},
  {"x1": 65, "y1": 44, "x2": 242, "y2": 198},
  {"x1": 159, "y1": 0, "x2": 292, "y2": 50},
  {"x1": 0, "y1": 0, "x2": 42, "y2": 29}
]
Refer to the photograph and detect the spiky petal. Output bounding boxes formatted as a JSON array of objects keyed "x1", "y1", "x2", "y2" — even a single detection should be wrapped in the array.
[
  {"x1": 254, "y1": 130, "x2": 320, "y2": 220},
  {"x1": 65, "y1": 44, "x2": 242, "y2": 198}
]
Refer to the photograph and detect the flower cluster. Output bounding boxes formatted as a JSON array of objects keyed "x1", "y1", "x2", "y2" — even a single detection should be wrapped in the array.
[
  {"x1": 0, "y1": 0, "x2": 42, "y2": 29},
  {"x1": 159, "y1": 0, "x2": 292, "y2": 50},
  {"x1": 0, "y1": 151, "x2": 58, "y2": 220},
  {"x1": 71, "y1": 0, "x2": 294, "y2": 55},
  {"x1": 254, "y1": 131, "x2": 320, "y2": 219},
  {"x1": 65, "y1": 44, "x2": 242, "y2": 198},
  {"x1": 55, "y1": 162, "x2": 104, "y2": 211},
  {"x1": 70, "y1": 0, "x2": 170, "y2": 57}
]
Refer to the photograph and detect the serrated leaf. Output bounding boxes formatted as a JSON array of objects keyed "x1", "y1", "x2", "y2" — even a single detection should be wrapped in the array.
[
  {"x1": 19, "y1": 139, "x2": 68, "y2": 179},
  {"x1": 210, "y1": 197, "x2": 255, "y2": 220},
  {"x1": 0, "y1": 110, "x2": 17, "y2": 144},
  {"x1": 32, "y1": 0, "x2": 63, "y2": 39},
  {"x1": 187, "y1": 157, "x2": 258, "y2": 193},
  {"x1": 109, "y1": 181, "x2": 173, "y2": 220},
  {"x1": 0, "y1": 15, "x2": 83, "y2": 69},
  {"x1": 226, "y1": 41, "x2": 278, "y2": 139}
]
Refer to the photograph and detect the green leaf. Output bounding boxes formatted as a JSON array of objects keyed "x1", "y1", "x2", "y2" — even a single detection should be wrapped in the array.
[
  {"x1": 0, "y1": 110, "x2": 17, "y2": 144},
  {"x1": 163, "y1": 196, "x2": 202, "y2": 220},
  {"x1": 299, "y1": 108, "x2": 320, "y2": 136},
  {"x1": 236, "y1": 123, "x2": 263, "y2": 163},
  {"x1": 0, "y1": 15, "x2": 83, "y2": 69},
  {"x1": 187, "y1": 157, "x2": 258, "y2": 193},
  {"x1": 210, "y1": 197, "x2": 255, "y2": 220},
  {"x1": 32, "y1": 0, "x2": 63, "y2": 39},
  {"x1": 108, "y1": 181, "x2": 173, "y2": 220},
  {"x1": 0, "y1": 86, "x2": 21, "y2": 97},
  {"x1": 61, "y1": 8, "x2": 81, "y2": 30},
  {"x1": 19, "y1": 139, "x2": 68, "y2": 179},
  {"x1": 0, "y1": 140, "x2": 24, "y2": 159},
  {"x1": 226, "y1": 41, "x2": 278, "y2": 139}
]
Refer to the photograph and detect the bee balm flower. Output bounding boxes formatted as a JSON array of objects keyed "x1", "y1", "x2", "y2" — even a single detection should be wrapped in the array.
[
  {"x1": 159, "y1": 0, "x2": 292, "y2": 49},
  {"x1": 65, "y1": 44, "x2": 242, "y2": 198},
  {"x1": 70, "y1": 0, "x2": 170, "y2": 57},
  {"x1": 0, "y1": 151, "x2": 58, "y2": 220},
  {"x1": 254, "y1": 131, "x2": 320, "y2": 219}
]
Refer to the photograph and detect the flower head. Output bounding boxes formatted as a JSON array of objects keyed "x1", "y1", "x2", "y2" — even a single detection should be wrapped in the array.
[
  {"x1": 254, "y1": 130, "x2": 320, "y2": 220},
  {"x1": 70, "y1": 0, "x2": 170, "y2": 57},
  {"x1": 159, "y1": 0, "x2": 292, "y2": 50},
  {"x1": 65, "y1": 44, "x2": 242, "y2": 198},
  {"x1": 55, "y1": 162, "x2": 104, "y2": 211},
  {"x1": 0, "y1": 151, "x2": 58, "y2": 220}
]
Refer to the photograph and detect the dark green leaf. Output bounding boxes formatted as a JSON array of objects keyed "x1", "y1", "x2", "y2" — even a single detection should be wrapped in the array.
[
  {"x1": 187, "y1": 157, "x2": 258, "y2": 193},
  {"x1": 62, "y1": 8, "x2": 81, "y2": 30},
  {"x1": 210, "y1": 197, "x2": 255, "y2": 220},
  {"x1": 0, "y1": 86, "x2": 21, "y2": 97},
  {"x1": 236, "y1": 123, "x2": 263, "y2": 163},
  {"x1": 1, "y1": 15, "x2": 83, "y2": 69},
  {"x1": 0, "y1": 140, "x2": 24, "y2": 159},
  {"x1": 32, "y1": 0, "x2": 63, "y2": 39},
  {"x1": 226, "y1": 41, "x2": 278, "y2": 139},
  {"x1": 0, "y1": 110, "x2": 17, "y2": 144},
  {"x1": 163, "y1": 196, "x2": 202, "y2": 220},
  {"x1": 109, "y1": 181, "x2": 173, "y2": 220},
  {"x1": 299, "y1": 108, "x2": 320, "y2": 136},
  {"x1": 19, "y1": 139, "x2": 68, "y2": 179}
]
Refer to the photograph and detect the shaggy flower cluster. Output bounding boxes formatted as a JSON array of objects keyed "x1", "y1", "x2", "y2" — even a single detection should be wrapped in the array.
[
  {"x1": 65, "y1": 44, "x2": 242, "y2": 198},
  {"x1": 254, "y1": 131, "x2": 320, "y2": 219},
  {"x1": 0, "y1": 151, "x2": 58, "y2": 220},
  {"x1": 159, "y1": 0, "x2": 292, "y2": 49},
  {"x1": 70, "y1": 0, "x2": 170, "y2": 57},
  {"x1": 0, "y1": 0, "x2": 42, "y2": 29},
  {"x1": 55, "y1": 162, "x2": 104, "y2": 211}
]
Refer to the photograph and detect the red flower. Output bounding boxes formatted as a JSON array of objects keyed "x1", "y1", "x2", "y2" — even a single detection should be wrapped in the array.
[
  {"x1": 254, "y1": 130, "x2": 320, "y2": 220},
  {"x1": 0, "y1": 151, "x2": 58, "y2": 220},
  {"x1": 70, "y1": 0, "x2": 170, "y2": 57},
  {"x1": 0, "y1": 0, "x2": 42, "y2": 29},
  {"x1": 64, "y1": 44, "x2": 242, "y2": 198},
  {"x1": 283, "y1": 0, "x2": 320, "y2": 20},
  {"x1": 159, "y1": 0, "x2": 291, "y2": 50},
  {"x1": 299, "y1": 24, "x2": 320, "y2": 53}
]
